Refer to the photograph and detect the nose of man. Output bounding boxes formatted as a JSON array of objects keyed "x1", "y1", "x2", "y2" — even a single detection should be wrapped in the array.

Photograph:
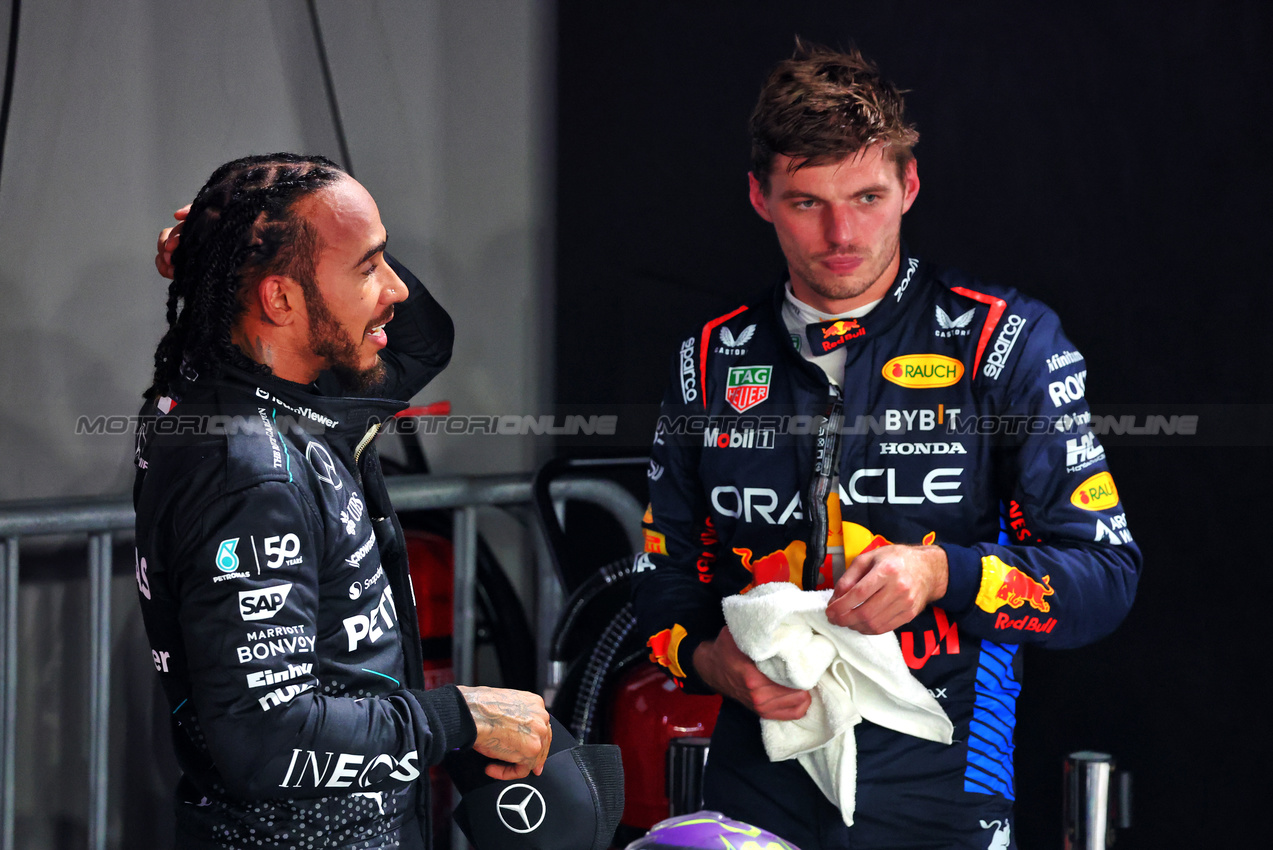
[
  {"x1": 824, "y1": 205, "x2": 856, "y2": 248},
  {"x1": 383, "y1": 267, "x2": 408, "y2": 304}
]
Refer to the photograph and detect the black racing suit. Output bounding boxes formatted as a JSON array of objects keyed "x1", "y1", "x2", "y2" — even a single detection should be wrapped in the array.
[
  {"x1": 632, "y1": 249, "x2": 1141, "y2": 850},
  {"x1": 133, "y1": 258, "x2": 468, "y2": 849}
]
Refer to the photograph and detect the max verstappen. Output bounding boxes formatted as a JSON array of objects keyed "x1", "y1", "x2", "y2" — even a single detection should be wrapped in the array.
[
  {"x1": 134, "y1": 154, "x2": 550, "y2": 849},
  {"x1": 633, "y1": 43, "x2": 1141, "y2": 850}
]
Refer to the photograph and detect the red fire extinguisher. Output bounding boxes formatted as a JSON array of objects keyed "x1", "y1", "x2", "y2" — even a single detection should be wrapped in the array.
[{"x1": 406, "y1": 528, "x2": 455, "y2": 849}]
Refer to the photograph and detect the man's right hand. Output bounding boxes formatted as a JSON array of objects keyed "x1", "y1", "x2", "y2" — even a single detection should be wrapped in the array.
[
  {"x1": 155, "y1": 205, "x2": 190, "y2": 279},
  {"x1": 457, "y1": 686, "x2": 553, "y2": 780},
  {"x1": 692, "y1": 626, "x2": 811, "y2": 720}
]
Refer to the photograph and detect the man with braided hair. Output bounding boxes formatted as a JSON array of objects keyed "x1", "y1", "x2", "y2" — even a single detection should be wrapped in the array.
[
  {"x1": 134, "y1": 154, "x2": 551, "y2": 849},
  {"x1": 633, "y1": 42, "x2": 1139, "y2": 849}
]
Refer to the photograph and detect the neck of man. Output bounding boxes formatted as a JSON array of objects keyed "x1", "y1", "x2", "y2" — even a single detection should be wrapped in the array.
[
  {"x1": 231, "y1": 319, "x2": 322, "y2": 386},
  {"x1": 789, "y1": 246, "x2": 902, "y2": 314}
]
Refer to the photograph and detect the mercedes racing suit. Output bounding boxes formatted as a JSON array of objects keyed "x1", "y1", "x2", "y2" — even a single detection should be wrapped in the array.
[
  {"x1": 133, "y1": 258, "x2": 466, "y2": 849},
  {"x1": 632, "y1": 248, "x2": 1141, "y2": 850}
]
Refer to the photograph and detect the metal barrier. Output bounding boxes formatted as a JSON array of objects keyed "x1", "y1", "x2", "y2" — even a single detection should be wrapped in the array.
[{"x1": 0, "y1": 472, "x2": 644, "y2": 850}]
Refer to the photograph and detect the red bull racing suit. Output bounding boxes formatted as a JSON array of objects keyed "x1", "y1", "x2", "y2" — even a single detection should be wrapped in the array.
[
  {"x1": 633, "y1": 248, "x2": 1141, "y2": 849},
  {"x1": 133, "y1": 258, "x2": 468, "y2": 849}
]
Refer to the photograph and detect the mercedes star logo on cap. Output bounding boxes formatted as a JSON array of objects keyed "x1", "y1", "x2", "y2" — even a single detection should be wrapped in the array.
[{"x1": 495, "y1": 784, "x2": 546, "y2": 834}]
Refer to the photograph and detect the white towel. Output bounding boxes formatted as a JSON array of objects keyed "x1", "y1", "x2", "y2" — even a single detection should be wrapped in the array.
[{"x1": 721, "y1": 582, "x2": 954, "y2": 825}]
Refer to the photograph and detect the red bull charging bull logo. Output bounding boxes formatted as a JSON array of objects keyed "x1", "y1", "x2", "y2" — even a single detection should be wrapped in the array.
[
  {"x1": 647, "y1": 623, "x2": 688, "y2": 679},
  {"x1": 813, "y1": 318, "x2": 865, "y2": 353},
  {"x1": 975, "y1": 555, "x2": 1055, "y2": 617},
  {"x1": 733, "y1": 540, "x2": 813, "y2": 592}
]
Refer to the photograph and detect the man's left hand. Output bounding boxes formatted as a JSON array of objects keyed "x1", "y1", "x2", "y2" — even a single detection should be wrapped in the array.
[{"x1": 825, "y1": 544, "x2": 948, "y2": 634}]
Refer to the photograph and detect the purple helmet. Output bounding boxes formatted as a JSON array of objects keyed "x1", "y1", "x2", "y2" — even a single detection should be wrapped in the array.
[{"x1": 624, "y1": 812, "x2": 801, "y2": 850}]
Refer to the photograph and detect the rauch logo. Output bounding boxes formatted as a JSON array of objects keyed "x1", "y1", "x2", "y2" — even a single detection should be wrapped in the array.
[
  {"x1": 882, "y1": 355, "x2": 964, "y2": 388},
  {"x1": 1070, "y1": 471, "x2": 1119, "y2": 511}
]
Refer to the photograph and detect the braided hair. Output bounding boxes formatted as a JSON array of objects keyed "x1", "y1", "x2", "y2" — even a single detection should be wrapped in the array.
[{"x1": 146, "y1": 153, "x2": 345, "y2": 399}]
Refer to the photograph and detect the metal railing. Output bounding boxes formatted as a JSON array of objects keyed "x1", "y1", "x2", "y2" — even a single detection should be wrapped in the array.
[{"x1": 0, "y1": 472, "x2": 644, "y2": 850}]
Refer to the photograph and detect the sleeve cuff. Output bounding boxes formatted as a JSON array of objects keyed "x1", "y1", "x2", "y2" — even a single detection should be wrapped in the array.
[
  {"x1": 935, "y1": 543, "x2": 981, "y2": 614},
  {"x1": 413, "y1": 684, "x2": 477, "y2": 764}
]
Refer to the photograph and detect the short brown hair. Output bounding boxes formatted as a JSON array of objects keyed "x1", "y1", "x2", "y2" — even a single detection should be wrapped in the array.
[{"x1": 749, "y1": 39, "x2": 919, "y2": 192}]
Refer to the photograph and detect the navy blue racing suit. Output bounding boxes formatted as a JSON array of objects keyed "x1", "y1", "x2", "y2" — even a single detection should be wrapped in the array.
[{"x1": 632, "y1": 249, "x2": 1141, "y2": 850}]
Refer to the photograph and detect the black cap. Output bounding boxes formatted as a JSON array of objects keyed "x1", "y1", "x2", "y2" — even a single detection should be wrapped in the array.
[{"x1": 447, "y1": 716, "x2": 624, "y2": 850}]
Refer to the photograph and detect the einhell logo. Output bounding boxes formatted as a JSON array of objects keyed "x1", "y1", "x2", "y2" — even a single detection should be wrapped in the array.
[
  {"x1": 882, "y1": 354, "x2": 964, "y2": 388},
  {"x1": 725, "y1": 365, "x2": 771, "y2": 413},
  {"x1": 1070, "y1": 471, "x2": 1119, "y2": 511}
]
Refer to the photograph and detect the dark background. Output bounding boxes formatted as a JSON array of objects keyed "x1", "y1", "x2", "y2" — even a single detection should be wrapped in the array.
[{"x1": 555, "y1": 2, "x2": 1272, "y2": 847}]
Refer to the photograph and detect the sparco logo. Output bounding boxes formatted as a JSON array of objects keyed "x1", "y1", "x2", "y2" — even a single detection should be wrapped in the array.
[
  {"x1": 703, "y1": 427, "x2": 775, "y2": 449},
  {"x1": 678, "y1": 337, "x2": 697, "y2": 403},
  {"x1": 982, "y1": 314, "x2": 1026, "y2": 380},
  {"x1": 279, "y1": 749, "x2": 421, "y2": 788}
]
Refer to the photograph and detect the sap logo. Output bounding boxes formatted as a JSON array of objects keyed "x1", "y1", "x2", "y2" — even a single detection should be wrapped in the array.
[
  {"x1": 135, "y1": 549, "x2": 151, "y2": 600},
  {"x1": 709, "y1": 487, "x2": 804, "y2": 524},
  {"x1": 151, "y1": 649, "x2": 170, "y2": 673},
  {"x1": 279, "y1": 749, "x2": 421, "y2": 789},
  {"x1": 933, "y1": 305, "x2": 975, "y2": 338},
  {"x1": 703, "y1": 427, "x2": 775, "y2": 449},
  {"x1": 258, "y1": 681, "x2": 314, "y2": 711},
  {"x1": 840, "y1": 468, "x2": 964, "y2": 505},
  {"x1": 1065, "y1": 432, "x2": 1105, "y2": 472},
  {"x1": 1094, "y1": 512, "x2": 1133, "y2": 545},
  {"x1": 264, "y1": 533, "x2": 301, "y2": 569},
  {"x1": 982, "y1": 314, "x2": 1026, "y2": 380},
  {"x1": 235, "y1": 633, "x2": 315, "y2": 664},
  {"x1": 1048, "y1": 370, "x2": 1087, "y2": 408},
  {"x1": 239, "y1": 583, "x2": 293, "y2": 622},
  {"x1": 678, "y1": 337, "x2": 698, "y2": 403},
  {"x1": 901, "y1": 608, "x2": 960, "y2": 670},
  {"x1": 633, "y1": 553, "x2": 655, "y2": 573},
  {"x1": 880, "y1": 407, "x2": 958, "y2": 433},
  {"x1": 878, "y1": 441, "x2": 967, "y2": 456},
  {"x1": 247, "y1": 662, "x2": 313, "y2": 689},
  {"x1": 343, "y1": 586, "x2": 399, "y2": 652}
]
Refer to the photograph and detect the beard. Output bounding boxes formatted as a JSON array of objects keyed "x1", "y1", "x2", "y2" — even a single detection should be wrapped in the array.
[
  {"x1": 304, "y1": 286, "x2": 387, "y2": 394},
  {"x1": 786, "y1": 228, "x2": 901, "y2": 304}
]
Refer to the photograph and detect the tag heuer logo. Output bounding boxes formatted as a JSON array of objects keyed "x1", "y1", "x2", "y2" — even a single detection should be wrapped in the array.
[{"x1": 725, "y1": 365, "x2": 771, "y2": 413}]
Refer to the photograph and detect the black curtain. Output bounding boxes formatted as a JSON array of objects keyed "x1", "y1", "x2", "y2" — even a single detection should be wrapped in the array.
[{"x1": 555, "y1": 2, "x2": 1273, "y2": 846}]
